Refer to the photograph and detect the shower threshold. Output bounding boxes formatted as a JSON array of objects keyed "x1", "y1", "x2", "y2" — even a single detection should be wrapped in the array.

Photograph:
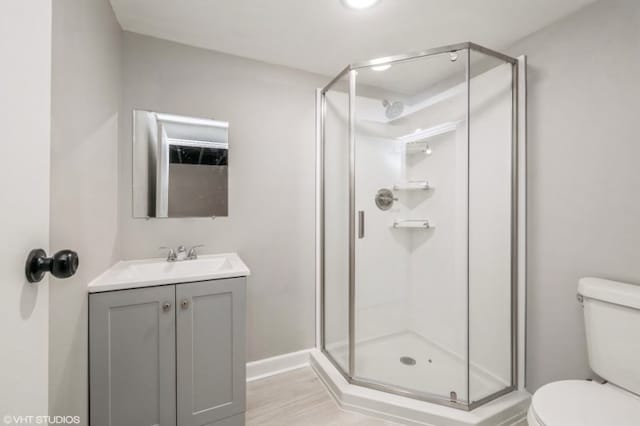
[{"x1": 310, "y1": 350, "x2": 530, "y2": 426}]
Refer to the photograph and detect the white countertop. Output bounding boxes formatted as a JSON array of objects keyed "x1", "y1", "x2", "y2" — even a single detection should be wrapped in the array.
[{"x1": 88, "y1": 253, "x2": 250, "y2": 293}]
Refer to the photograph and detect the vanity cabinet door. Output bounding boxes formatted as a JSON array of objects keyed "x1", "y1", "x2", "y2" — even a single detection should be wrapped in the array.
[
  {"x1": 89, "y1": 285, "x2": 177, "y2": 426},
  {"x1": 176, "y1": 278, "x2": 246, "y2": 426}
]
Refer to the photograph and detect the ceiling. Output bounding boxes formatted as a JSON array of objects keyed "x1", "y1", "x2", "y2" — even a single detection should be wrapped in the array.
[{"x1": 110, "y1": 0, "x2": 596, "y2": 78}]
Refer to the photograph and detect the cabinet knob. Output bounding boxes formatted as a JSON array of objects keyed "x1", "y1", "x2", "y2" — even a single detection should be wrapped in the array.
[
  {"x1": 181, "y1": 299, "x2": 189, "y2": 309},
  {"x1": 162, "y1": 301, "x2": 171, "y2": 312}
]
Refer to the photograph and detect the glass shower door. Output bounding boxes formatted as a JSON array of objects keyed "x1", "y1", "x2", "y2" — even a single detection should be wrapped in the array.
[
  {"x1": 321, "y1": 76, "x2": 351, "y2": 372},
  {"x1": 352, "y1": 50, "x2": 472, "y2": 404},
  {"x1": 321, "y1": 42, "x2": 518, "y2": 410}
]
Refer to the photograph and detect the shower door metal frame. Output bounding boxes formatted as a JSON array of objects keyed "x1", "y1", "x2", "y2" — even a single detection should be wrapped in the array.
[{"x1": 318, "y1": 42, "x2": 520, "y2": 411}]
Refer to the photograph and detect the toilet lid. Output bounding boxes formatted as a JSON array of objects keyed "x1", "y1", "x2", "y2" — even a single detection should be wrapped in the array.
[{"x1": 531, "y1": 380, "x2": 640, "y2": 426}]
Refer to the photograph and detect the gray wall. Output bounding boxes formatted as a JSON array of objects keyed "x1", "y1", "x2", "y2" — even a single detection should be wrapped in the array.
[
  {"x1": 50, "y1": 0, "x2": 122, "y2": 422},
  {"x1": 119, "y1": 32, "x2": 326, "y2": 361},
  {"x1": 507, "y1": 0, "x2": 640, "y2": 392}
]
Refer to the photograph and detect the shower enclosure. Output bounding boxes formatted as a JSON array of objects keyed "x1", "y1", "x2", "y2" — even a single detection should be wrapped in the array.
[{"x1": 319, "y1": 42, "x2": 519, "y2": 410}]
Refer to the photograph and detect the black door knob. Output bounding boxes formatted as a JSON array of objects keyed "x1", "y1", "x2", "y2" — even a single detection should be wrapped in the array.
[{"x1": 25, "y1": 249, "x2": 79, "y2": 283}]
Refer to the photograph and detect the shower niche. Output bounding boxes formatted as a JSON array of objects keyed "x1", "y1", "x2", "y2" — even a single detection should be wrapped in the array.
[{"x1": 319, "y1": 43, "x2": 521, "y2": 412}]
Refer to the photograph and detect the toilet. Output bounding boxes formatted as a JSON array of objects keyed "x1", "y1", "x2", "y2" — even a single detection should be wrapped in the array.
[{"x1": 527, "y1": 277, "x2": 640, "y2": 425}]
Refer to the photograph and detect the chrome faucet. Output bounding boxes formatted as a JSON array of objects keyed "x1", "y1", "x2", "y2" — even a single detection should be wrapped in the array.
[
  {"x1": 159, "y1": 245, "x2": 204, "y2": 262},
  {"x1": 176, "y1": 245, "x2": 187, "y2": 261},
  {"x1": 159, "y1": 246, "x2": 178, "y2": 262},
  {"x1": 187, "y1": 245, "x2": 204, "y2": 260}
]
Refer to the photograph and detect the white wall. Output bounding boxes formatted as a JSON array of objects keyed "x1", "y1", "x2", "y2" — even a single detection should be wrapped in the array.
[
  {"x1": 0, "y1": 0, "x2": 51, "y2": 419},
  {"x1": 354, "y1": 119, "x2": 410, "y2": 342},
  {"x1": 507, "y1": 0, "x2": 640, "y2": 392},
  {"x1": 50, "y1": 0, "x2": 122, "y2": 422},
  {"x1": 119, "y1": 32, "x2": 327, "y2": 361}
]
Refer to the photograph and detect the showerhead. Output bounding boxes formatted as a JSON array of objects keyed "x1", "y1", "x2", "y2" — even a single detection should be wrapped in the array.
[{"x1": 382, "y1": 99, "x2": 404, "y2": 120}]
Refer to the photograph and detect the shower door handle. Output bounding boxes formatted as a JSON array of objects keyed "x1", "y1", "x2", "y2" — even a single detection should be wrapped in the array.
[{"x1": 358, "y1": 211, "x2": 365, "y2": 239}]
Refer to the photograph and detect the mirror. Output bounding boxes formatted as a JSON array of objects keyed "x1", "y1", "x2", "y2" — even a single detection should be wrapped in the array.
[{"x1": 132, "y1": 110, "x2": 229, "y2": 218}]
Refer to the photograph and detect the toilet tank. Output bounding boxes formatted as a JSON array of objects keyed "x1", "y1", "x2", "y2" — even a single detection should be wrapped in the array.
[{"x1": 578, "y1": 277, "x2": 640, "y2": 394}]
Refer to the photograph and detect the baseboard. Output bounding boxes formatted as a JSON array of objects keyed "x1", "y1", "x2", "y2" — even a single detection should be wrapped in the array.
[{"x1": 246, "y1": 348, "x2": 314, "y2": 382}]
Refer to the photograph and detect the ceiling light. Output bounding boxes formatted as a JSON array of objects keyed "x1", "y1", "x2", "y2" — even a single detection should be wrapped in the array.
[
  {"x1": 341, "y1": 0, "x2": 380, "y2": 10},
  {"x1": 369, "y1": 56, "x2": 392, "y2": 71},
  {"x1": 371, "y1": 64, "x2": 391, "y2": 71}
]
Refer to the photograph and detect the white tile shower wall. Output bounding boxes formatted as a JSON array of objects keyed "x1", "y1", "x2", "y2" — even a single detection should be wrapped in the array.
[
  {"x1": 406, "y1": 84, "x2": 469, "y2": 367},
  {"x1": 406, "y1": 63, "x2": 514, "y2": 395},
  {"x1": 468, "y1": 62, "x2": 513, "y2": 393},
  {"x1": 354, "y1": 117, "x2": 411, "y2": 342},
  {"x1": 406, "y1": 129, "x2": 468, "y2": 359},
  {"x1": 118, "y1": 32, "x2": 327, "y2": 362},
  {"x1": 322, "y1": 90, "x2": 411, "y2": 358}
]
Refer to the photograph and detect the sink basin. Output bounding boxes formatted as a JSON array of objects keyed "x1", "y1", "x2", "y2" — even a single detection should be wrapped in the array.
[{"x1": 88, "y1": 253, "x2": 250, "y2": 293}]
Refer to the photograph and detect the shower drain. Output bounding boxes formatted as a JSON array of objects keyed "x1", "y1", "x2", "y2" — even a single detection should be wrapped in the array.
[{"x1": 399, "y1": 356, "x2": 416, "y2": 366}]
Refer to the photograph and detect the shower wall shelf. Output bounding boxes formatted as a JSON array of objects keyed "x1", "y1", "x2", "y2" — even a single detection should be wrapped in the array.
[
  {"x1": 405, "y1": 141, "x2": 431, "y2": 154},
  {"x1": 392, "y1": 219, "x2": 433, "y2": 229},
  {"x1": 393, "y1": 181, "x2": 432, "y2": 191},
  {"x1": 397, "y1": 121, "x2": 459, "y2": 145}
]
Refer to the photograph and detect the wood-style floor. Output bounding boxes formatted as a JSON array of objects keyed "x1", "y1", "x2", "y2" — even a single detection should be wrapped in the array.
[{"x1": 246, "y1": 367, "x2": 403, "y2": 425}]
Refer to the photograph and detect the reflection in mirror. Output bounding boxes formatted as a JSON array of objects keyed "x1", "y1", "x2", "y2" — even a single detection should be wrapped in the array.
[{"x1": 132, "y1": 110, "x2": 229, "y2": 218}]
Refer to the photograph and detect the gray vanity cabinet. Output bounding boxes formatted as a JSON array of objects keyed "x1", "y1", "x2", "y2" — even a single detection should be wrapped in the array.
[
  {"x1": 177, "y1": 278, "x2": 246, "y2": 426},
  {"x1": 89, "y1": 285, "x2": 177, "y2": 426},
  {"x1": 89, "y1": 278, "x2": 246, "y2": 426}
]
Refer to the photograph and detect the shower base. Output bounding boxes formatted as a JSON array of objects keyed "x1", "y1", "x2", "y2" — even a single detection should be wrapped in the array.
[
  {"x1": 326, "y1": 331, "x2": 506, "y2": 403},
  {"x1": 312, "y1": 334, "x2": 530, "y2": 425}
]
